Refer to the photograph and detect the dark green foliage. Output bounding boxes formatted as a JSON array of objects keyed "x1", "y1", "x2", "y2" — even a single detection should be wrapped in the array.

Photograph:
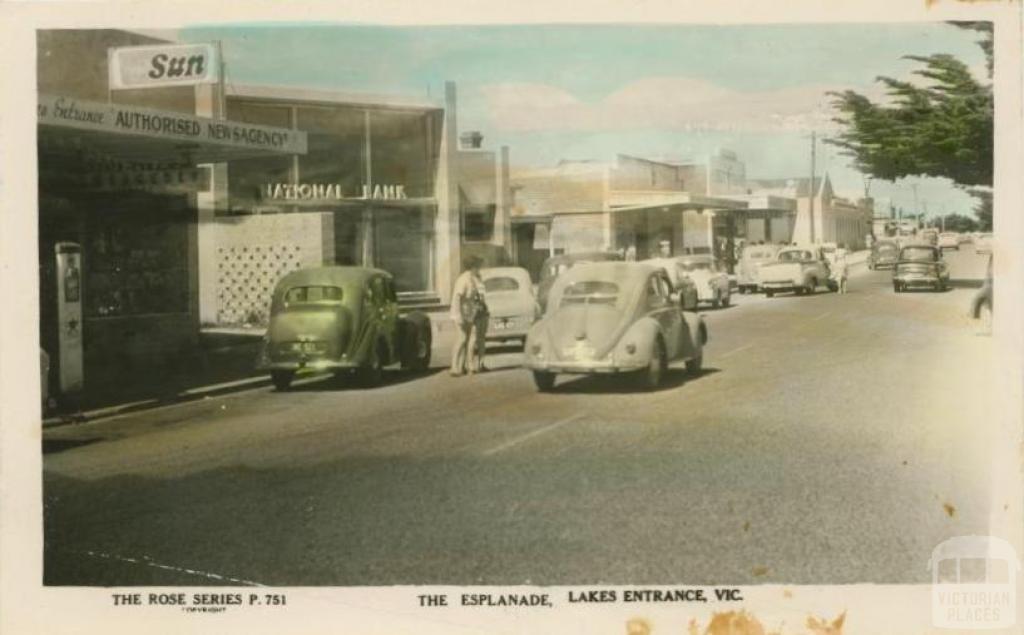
[{"x1": 826, "y1": 23, "x2": 993, "y2": 188}]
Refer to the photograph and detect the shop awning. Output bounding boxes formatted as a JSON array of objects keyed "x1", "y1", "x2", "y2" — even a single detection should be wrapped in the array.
[{"x1": 38, "y1": 94, "x2": 307, "y2": 164}]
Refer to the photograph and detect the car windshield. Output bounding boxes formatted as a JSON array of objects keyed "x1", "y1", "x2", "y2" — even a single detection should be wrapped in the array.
[
  {"x1": 484, "y1": 276, "x2": 521, "y2": 293},
  {"x1": 900, "y1": 247, "x2": 937, "y2": 262},
  {"x1": 559, "y1": 280, "x2": 619, "y2": 307},
  {"x1": 778, "y1": 250, "x2": 811, "y2": 262},
  {"x1": 284, "y1": 285, "x2": 343, "y2": 304},
  {"x1": 677, "y1": 260, "x2": 712, "y2": 272}
]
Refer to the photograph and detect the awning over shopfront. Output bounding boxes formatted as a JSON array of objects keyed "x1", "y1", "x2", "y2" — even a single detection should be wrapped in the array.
[
  {"x1": 38, "y1": 94, "x2": 307, "y2": 164},
  {"x1": 606, "y1": 191, "x2": 749, "y2": 213}
]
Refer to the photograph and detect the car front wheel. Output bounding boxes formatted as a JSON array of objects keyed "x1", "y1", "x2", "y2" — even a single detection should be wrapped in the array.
[
  {"x1": 271, "y1": 370, "x2": 294, "y2": 391},
  {"x1": 533, "y1": 371, "x2": 556, "y2": 392},
  {"x1": 685, "y1": 350, "x2": 703, "y2": 376}
]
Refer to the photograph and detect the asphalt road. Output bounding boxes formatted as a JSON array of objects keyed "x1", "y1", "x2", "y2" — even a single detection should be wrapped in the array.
[{"x1": 42, "y1": 249, "x2": 998, "y2": 586}]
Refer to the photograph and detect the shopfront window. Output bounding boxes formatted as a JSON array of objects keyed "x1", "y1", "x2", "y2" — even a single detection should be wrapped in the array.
[
  {"x1": 296, "y1": 106, "x2": 366, "y2": 197},
  {"x1": 370, "y1": 109, "x2": 437, "y2": 199},
  {"x1": 226, "y1": 101, "x2": 293, "y2": 211},
  {"x1": 374, "y1": 204, "x2": 435, "y2": 292},
  {"x1": 85, "y1": 211, "x2": 189, "y2": 317}
]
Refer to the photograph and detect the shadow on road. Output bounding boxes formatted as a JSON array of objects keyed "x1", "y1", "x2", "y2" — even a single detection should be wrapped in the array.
[
  {"x1": 43, "y1": 438, "x2": 102, "y2": 455},
  {"x1": 947, "y1": 278, "x2": 984, "y2": 290},
  {"x1": 283, "y1": 368, "x2": 444, "y2": 393},
  {"x1": 549, "y1": 367, "x2": 720, "y2": 394}
]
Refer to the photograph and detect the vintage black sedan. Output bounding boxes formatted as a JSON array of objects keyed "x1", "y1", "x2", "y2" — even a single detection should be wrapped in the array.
[
  {"x1": 524, "y1": 262, "x2": 707, "y2": 391},
  {"x1": 258, "y1": 267, "x2": 432, "y2": 390},
  {"x1": 868, "y1": 239, "x2": 900, "y2": 270},
  {"x1": 893, "y1": 245, "x2": 950, "y2": 292}
]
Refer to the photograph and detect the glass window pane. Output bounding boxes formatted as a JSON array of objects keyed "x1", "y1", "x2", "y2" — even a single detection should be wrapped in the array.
[
  {"x1": 296, "y1": 106, "x2": 366, "y2": 197},
  {"x1": 370, "y1": 110, "x2": 436, "y2": 199},
  {"x1": 374, "y1": 204, "x2": 434, "y2": 292},
  {"x1": 85, "y1": 211, "x2": 189, "y2": 317}
]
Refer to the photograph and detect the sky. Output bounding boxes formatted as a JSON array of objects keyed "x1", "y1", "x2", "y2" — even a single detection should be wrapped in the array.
[{"x1": 179, "y1": 22, "x2": 989, "y2": 219}]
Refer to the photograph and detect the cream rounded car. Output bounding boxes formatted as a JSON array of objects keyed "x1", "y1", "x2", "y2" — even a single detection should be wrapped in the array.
[
  {"x1": 480, "y1": 266, "x2": 538, "y2": 346},
  {"x1": 523, "y1": 262, "x2": 708, "y2": 391}
]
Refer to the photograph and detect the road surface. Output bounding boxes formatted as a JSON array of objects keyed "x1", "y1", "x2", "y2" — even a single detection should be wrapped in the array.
[{"x1": 42, "y1": 249, "x2": 998, "y2": 586}]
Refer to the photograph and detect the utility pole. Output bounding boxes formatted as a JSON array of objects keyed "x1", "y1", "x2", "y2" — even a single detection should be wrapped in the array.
[{"x1": 809, "y1": 131, "x2": 816, "y2": 244}]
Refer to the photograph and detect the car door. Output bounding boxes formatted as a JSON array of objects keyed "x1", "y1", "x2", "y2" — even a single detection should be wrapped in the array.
[
  {"x1": 646, "y1": 272, "x2": 682, "y2": 359},
  {"x1": 372, "y1": 276, "x2": 400, "y2": 364}
]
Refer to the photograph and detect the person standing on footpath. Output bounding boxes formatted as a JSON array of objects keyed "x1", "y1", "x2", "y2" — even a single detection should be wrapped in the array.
[{"x1": 450, "y1": 255, "x2": 489, "y2": 376}]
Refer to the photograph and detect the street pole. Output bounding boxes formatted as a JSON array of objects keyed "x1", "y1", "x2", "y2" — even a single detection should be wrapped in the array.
[{"x1": 809, "y1": 131, "x2": 816, "y2": 244}]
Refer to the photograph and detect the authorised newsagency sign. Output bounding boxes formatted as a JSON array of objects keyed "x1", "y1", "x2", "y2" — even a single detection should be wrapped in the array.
[
  {"x1": 109, "y1": 43, "x2": 220, "y2": 90},
  {"x1": 38, "y1": 95, "x2": 307, "y2": 156}
]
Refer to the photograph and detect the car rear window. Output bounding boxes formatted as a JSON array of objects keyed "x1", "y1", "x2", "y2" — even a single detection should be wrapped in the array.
[
  {"x1": 484, "y1": 276, "x2": 520, "y2": 292},
  {"x1": 900, "y1": 247, "x2": 937, "y2": 262},
  {"x1": 284, "y1": 285, "x2": 343, "y2": 304},
  {"x1": 560, "y1": 281, "x2": 618, "y2": 307},
  {"x1": 778, "y1": 251, "x2": 811, "y2": 262}
]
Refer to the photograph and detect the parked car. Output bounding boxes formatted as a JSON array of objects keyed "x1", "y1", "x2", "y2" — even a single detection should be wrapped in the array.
[
  {"x1": 975, "y1": 233, "x2": 994, "y2": 255},
  {"x1": 758, "y1": 247, "x2": 835, "y2": 297},
  {"x1": 868, "y1": 239, "x2": 900, "y2": 270},
  {"x1": 893, "y1": 245, "x2": 950, "y2": 292},
  {"x1": 258, "y1": 266, "x2": 432, "y2": 390},
  {"x1": 672, "y1": 254, "x2": 732, "y2": 308},
  {"x1": 937, "y1": 232, "x2": 960, "y2": 250},
  {"x1": 523, "y1": 262, "x2": 707, "y2": 391},
  {"x1": 736, "y1": 244, "x2": 782, "y2": 293},
  {"x1": 480, "y1": 266, "x2": 538, "y2": 346},
  {"x1": 537, "y1": 251, "x2": 624, "y2": 313},
  {"x1": 641, "y1": 257, "x2": 700, "y2": 310}
]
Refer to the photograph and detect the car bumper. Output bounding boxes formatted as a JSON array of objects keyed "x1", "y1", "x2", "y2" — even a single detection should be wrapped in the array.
[
  {"x1": 894, "y1": 274, "x2": 944, "y2": 287},
  {"x1": 523, "y1": 357, "x2": 647, "y2": 374},
  {"x1": 260, "y1": 358, "x2": 358, "y2": 372},
  {"x1": 761, "y1": 281, "x2": 798, "y2": 291}
]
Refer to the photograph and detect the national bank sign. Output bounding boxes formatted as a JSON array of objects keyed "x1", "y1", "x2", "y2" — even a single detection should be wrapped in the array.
[{"x1": 109, "y1": 43, "x2": 220, "y2": 90}]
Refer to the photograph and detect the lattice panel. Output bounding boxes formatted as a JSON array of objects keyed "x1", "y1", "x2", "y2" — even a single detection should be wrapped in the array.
[{"x1": 216, "y1": 244, "x2": 305, "y2": 326}]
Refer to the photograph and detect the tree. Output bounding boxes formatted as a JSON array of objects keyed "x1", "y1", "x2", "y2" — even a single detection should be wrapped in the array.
[
  {"x1": 936, "y1": 213, "x2": 979, "y2": 233},
  {"x1": 966, "y1": 188, "x2": 992, "y2": 230},
  {"x1": 826, "y1": 23, "x2": 993, "y2": 188}
]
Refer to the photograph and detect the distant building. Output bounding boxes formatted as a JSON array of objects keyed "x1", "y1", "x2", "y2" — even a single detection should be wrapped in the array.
[
  {"x1": 509, "y1": 154, "x2": 748, "y2": 278},
  {"x1": 747, "y1": 174, "x2": 872, "y2": 249}
]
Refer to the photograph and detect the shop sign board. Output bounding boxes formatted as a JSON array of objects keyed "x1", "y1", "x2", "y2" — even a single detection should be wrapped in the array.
[
  {"x1": 38, "y1": 95, "x2": 307, "y2": 155},
  {"x1": 109, "y1": 43, "x2": 219, "y2": 89},
  {"x1": 263, "y1": 183, "x2": 408, "y2": 201}
]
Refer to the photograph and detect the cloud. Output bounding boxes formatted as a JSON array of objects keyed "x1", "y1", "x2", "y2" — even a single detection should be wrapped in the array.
[{"x1": 478, "y1": 77, "x2": 878, "y2": 134}]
